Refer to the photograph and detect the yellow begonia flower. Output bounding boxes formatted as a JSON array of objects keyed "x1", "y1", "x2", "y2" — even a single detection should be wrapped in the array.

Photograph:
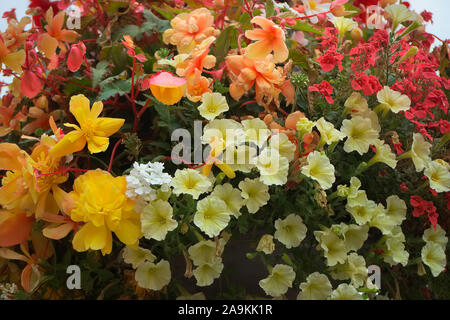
[
  {"x1": 344, "y1": 92, "x2": 368, "y2": 114},
  {"x1": 135, "y1": 260, "x2": 171, "y2": 290},
  {"x1": 424, "y1": 159, "x2": 450, "y2": 193},
  {"x1": 297, "y1": 272, "x2": 332, "y2": 300},
  {"x1": 398, "y1": 132, "x2": 432, "y2": 172},
  {"x1": 259, "y1": 264, "x2": 295, "y2": 298},
  {"x1": 50, "y1": 94, "x2": 124, "y2": 157},
  {"x1": 384, "y1": 4, "x2": 416, "y2": 31},
  {"x1": 340, "y1": 116, "x2": 379, "y2": 155},
  {"x1": 296, "y1": 117, "x2": 315, "y2": 136},
  {"x1": 376, "y1": 86, "x2": 411, "y2": 114},
  {"x1": 315, "y1": 117, "x2": 345, "y2": 147},
  {"x1": 193, "y1": 196, "x2": 231, "y2": 237},
  {"x1": 423, "y1": 224, "x2": 448, "y2": 250},
  {"x1": 274, "y1": 214, "x2": 307, "y2": 249},
  {"x1": 197, "y1": 92, "x2": 229, "y2": 121},
  {"x1": 192, "y1": 258, "x2": 224, "y2": 287},
  {"x1": 340, "y1": 223, "x2": 369, "y2": 252},
  {"x1": 170, "y1": 168, "x2": 212, "y2": 199},
  {"x1": 141, "y1": 200, "x2": 178, "y2": 241},
  {"x1": 122, "y1": 246, "x2": 156, "y2": 269},
  {"x1": 242, "y1": 118, "x2": 271, "y2": 148},
  {"x1": 332, "y1": 17, "x2": 358, "y2": 42},
  {"x1": 331, "y1": 253, "x2": 367, "y2": 288},
  {"x1": 147, "y1": 71, "x2": 186, "y2": 105},
  {"x1": 301, "y1": 151, "x2": 335, "y2": 190},
  {"x1": 314, "y1": 229, "x2": 348, "y2": 266},
  {"x1": 256, "y1": 234, "x2": 275, "y2": 255},
  {"x1": 270, "y1": 133, "x2": 296, "y2": 162},
  {"x1": 238, "y1": 178, "x2": 270, "y2": 214},
  {"x1": 385, "y1": 195, "x2": 407, "y2": 226},
  {"x1": 329, "y1": 284, "x2": 363, "y2": 300},
  {"x1": 211, "y1": 183, "x2": 244, "y2": 218},
  {"x1": 421, "y1": 242, "x2": 446, "y2": 277},
  {"x1": 256, "y1": 149, "x2": 289, "y2": 186},
  {"x1": 68, "y1": 169, "x2": 142, "y2": 255},
  {"x1": 367, "y1": 139, "x2": 397, "y2": 169}
]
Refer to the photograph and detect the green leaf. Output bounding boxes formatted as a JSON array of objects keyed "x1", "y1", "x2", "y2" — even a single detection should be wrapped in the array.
[
  {"x1": 142, "y1": 9, "x2": 171, "y2": 34},
  {"x1": 265, "y1": 0, "x2": 275, "y2": 17},
  {"x1": 289, "y1": 49, "x2": 309, "y2": 69},
  {"x1": 213, "y1": 26, "x2": 238, "y2": 65},
  {"x1": 288, "y1": 21, "x2": 323, "y2": 35},
  {"x1": 97, "y1": 79, "x2": 131, "y2": 101},
  {"x1": 92, "y1": 61, "x2": 110, "y2": 88},
  {"x1": 112, "y1": 25, "x2": 141, "y2": 41},
  {"x1": 239, "y1": 12, "x2": 252, "y2": 31}
]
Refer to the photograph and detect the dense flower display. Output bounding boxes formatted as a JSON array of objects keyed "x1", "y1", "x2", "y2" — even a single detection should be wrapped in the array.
[{"x1": 0, "y1": 0, "x2": 448, "y2": 300}]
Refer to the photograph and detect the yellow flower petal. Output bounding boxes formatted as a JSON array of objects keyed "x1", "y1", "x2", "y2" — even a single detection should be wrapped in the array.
[{"x1": 49, "y1": 130, "x2": 86, "y2": 158}]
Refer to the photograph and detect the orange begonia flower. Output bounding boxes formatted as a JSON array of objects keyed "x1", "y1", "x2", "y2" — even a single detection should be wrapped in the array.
[
  {"x1": 226, "y1": 54, "x2": 294, "y2": 109},
  {"x1": 186, "y1": 69, "x2": 213, "y2": 102},
  {"x1": 37, "y1": 7, "x2": 79, "y2": 58},
  {"x1": 49, "y1": 94, "x2": 125, "y2": 157},
  {"x1": 163, "y1": 8, "x2": 219, "y2": 54},
  {"x1": 245, "y1": 16, "x2": 289, "y2": 63},
  {"x1": 2, "y1": 16, "x2": 31, "y2": 52},
  {"x1": 176, "y1": 36, "x2": 216, "y2": 78},
  {"x1": 144, "y1": 71, "x2": 187, "y2": 105},
  {"x1": 0, "y1": 97, "x2": 27, "y2": 136},
  {"x1": 0, "y1": 37, "x2": 25, "y2": 73}
]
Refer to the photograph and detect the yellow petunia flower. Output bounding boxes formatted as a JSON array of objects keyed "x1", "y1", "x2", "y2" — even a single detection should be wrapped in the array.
[
  {"x1": 259, "y1": 264, "x2": 295, "y2": 298},
  {"x1": 332, "y1": 17, "x2": 358, "y2": 42},
  {"x1": 340, "y1": 116, "x2": 379, "y2": 155},
  {"x1": 297, "y1": 272, "x2": 332, "y2": 300},
  {"x1": 329, "y1": 284, "x2": 362, "y2": 300},
  {"x1": 301, "y1": 151, "x2": 335, "y2": 190},
  {"x1": 384, "y1": 4, "x2": 417, "y2": 31},
  {"x1": 314, "y1": 229, "x2": 348, "y2": 267},
  {"x1": 141, "y1": 200, "x2": 178, "y2": 241},
  {"x1": 238, "y1": 178, "x2": 270, "y2": 214},
  {"x1": 376, "y1": 86, "x2": 411, "y2": 114},
  {"x1": 269, "y1": 133, "x2": 296, "y2": 162},
  {"x1": 242, "y1": 118, "x2": 271, "y2": 148},
  {"x1": 50, "y1": 94, "x2": 125, "y2": 157},
  {"x1": 188, "y1": 240, "x2": 218, "y2": 266},
  {"x1": 211, "y1": 183, "x2": 244, "y2": 218},
  {"x1": 399, "y1": 132, "x2": 431, "y2": 172},
  {"x1": 170, "y1": 168, "x2": 212, "y2": 199},
  {"x1": 423, "y1": 224, "x2": 448, "y2": 250},
  {"x1": 197, "y1": 92, "x2": 229, "y2": 121},
  {"x1": 424, "y1": 159, "x2": 450, "y2": 193},
  {"x1": 274, "y1": 214, "x2": 307, "y2": 249},
  {"x1": 340, "y1": 223, "x2": 369, "y2": 252},
  {"x1": 135, "y1": 259, "x2": 171, "y2": 290},
  {"x1": 315, "y1": 117, "x2": 345, "y2": 148},
  {"x1": 383, "y1": 226, "x2": 409, "y2": 267},
  {"x1": 385, "y1": 195, "x2": 407, "y2": 226},
  {"x1": 68, "y1": 169, "x2": 142, "y2": 255},
  {"x1": 192, "y1": 258, "x2": 224, "y2": 287},
  {"x1": 122, "y1": 246, "x2": 156, "y2": 269},
  {"x1": 367, "y1": 139, "x2": 397, "y2": 169},
  {"x1": 421, "y1": 242, "x2": 446, "y2": 277},
  {"x1": 193, "y1": 196, "x2": 231, "y2": 238},
  {"x1": 344, "y1": 92, "x2": 368, "y2": 114},
  {"x1": 256, "y1": 149, "x2": 289, "y2": 186},
  {"x1": 331, "y1": 253, "x2": 367, "y2": 288},
  {"x1": 256, "y1": 234, "x2": 275, "y2": 255}
]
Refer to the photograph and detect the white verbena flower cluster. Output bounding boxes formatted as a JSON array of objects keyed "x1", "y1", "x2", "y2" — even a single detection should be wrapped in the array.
[{"x1": 125, "y1": 161, "x2": 172, "y2": 206}]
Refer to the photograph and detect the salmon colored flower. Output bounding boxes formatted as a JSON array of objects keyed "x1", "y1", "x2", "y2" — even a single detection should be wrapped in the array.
[
  {"x1": 37, "y1": 7, "x2": 79, "y2": 58},
  {"x1": 143, "y1": 71, "x2": 187, "y2": 105},
  {"x1": 226, "y1": 54, "x2": 294, "y2": 109},
  {"x1": 0, "y1": 95, "x2": 27, "y2": 136},
  {"x1": 67, "y1": 41, "x2": 86, "y2": 72},
  {"x1": 176, "y1": 36, "x2": 216, "y2": 78},
  {"x1": 66, "y1": 169, "x2": 142, "y2": 255},
  {"x1": 50, "y1": 94, "x2": 125, "y2": 157},
  {"x1": 2, "y1": 16, "x2": 31, "y2": 51},
  {"x1": 186, "y1": 69, "x2": 213, "y2": 102},
  {"x1": 163, "y1": 8, "x2": 219, "y2": 54},
  {"x1": 245, "y1": 16, "x2": 289, "y2": 63}
]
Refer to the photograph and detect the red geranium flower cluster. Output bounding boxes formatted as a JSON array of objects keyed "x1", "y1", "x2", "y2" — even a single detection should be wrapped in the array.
[
  {"x1": 309, "y1": 80, "x2": 334, "y2": 104},
  {"x1": 351, "y1": 72, "x2": 382, "y2": 96},
  {"x1": 410, "y1": 195, "x2": 439, "y2": 229}
]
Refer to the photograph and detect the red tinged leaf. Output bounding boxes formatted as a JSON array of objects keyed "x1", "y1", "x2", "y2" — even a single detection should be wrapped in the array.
[{"x1": 20, "y1": 70, "x2": 42, "y2": 98}]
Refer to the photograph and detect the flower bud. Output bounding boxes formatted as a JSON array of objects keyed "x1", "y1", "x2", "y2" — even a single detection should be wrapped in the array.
[
  {"x1": 331, "y1": 5, "x2": 346, "y2": 17},
  {"x1": 398, "y1": 46, "x2": 418, "y2": 63},
  {"x1": 351, "y1": 27, "x2": 364, "y2": 42}
]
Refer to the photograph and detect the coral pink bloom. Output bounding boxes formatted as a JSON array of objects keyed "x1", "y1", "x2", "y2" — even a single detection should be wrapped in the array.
[
  {"x1": 245, "y1": 16, "x2": 289, "y2": 63},
  {"x1": 176, "y1": 36, "x2": 216, "y2": 78},
  {"x1": 67, "y1": 41, "x2": 86, "y2": 72},
  {"x1": 142, "y1": 71, "x2": 186, "y2": 105}
]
